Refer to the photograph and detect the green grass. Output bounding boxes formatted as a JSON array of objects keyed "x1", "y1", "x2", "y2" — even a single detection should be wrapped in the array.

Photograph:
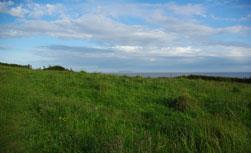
[{"x1": 0, "y1": 64, "x2": 251, "y2": 153}]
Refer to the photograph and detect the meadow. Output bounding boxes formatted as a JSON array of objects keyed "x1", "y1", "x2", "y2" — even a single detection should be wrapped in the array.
[{"x1": 0, "y1": 63, "x2": 251, "y2": 153}]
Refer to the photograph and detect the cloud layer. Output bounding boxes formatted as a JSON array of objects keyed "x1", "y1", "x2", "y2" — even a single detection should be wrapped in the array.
[{"x1": 0, "y1": 0, "x2": 251, "y2": 72}]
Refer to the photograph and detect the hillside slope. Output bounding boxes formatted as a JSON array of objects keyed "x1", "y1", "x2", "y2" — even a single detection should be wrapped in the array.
[{"x1": 0, "y1": 64, "x2": 251, "y2": 153}]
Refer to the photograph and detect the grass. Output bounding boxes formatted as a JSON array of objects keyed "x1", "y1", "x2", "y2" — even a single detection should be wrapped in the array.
[{"x1": 0, "y1": 63, "x2": 251, "y2": 153}]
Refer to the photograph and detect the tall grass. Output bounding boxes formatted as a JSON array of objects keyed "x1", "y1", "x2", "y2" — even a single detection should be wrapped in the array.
[{"x1": 0, "y1": 64, "x2": 251, "y2": 153}]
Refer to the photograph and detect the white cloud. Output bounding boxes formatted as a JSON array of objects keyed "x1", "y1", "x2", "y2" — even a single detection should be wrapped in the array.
[
  {"x1": 0, "y1": 1, "x2": 64, "y2": 18},
  {"x1": 9, "y1": 6, "x2": 27, "y2": 17},
  {"x1": 219, "y1": 25, "x2": 251, "y2": 34},
  {"x1": 0, "y1": 13, "x2": 177, "y2": 47},
  {"x1": 0, "y1": 1, "x2": 13, "y2": 11},
  {"x1": 112, "y1": 45, "x2": 143, "y2": 53},
  {"x1": 25, "y1": 3, "x2": 64, "y2": 18},
  {"x1": 166, "y1": 3, "x2": 206, "y2": 16},
  {"x1": 0, "y1": 1, "x2": 26, "y2": 17},
  {"x1": 145, "y1": 46, "x2": 202, "y2": 57},
  {"x1": 240, "y1": 14, "x2": 251, "y2": 21}
]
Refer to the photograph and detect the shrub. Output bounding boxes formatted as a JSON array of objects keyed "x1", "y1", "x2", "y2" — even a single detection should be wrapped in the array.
[{"x1": 43, "y1": 65, "x2": 69, "y2": 71}]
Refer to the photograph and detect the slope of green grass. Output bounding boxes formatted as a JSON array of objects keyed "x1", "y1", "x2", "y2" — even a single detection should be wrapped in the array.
[{"x1": 0, "y1": 64, "x2": 251, "y2": 153}]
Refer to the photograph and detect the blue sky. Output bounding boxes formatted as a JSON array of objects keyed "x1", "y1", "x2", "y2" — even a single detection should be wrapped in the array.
[{"x1": 0, "y1": 0, "x2": 251, "y2": 72}]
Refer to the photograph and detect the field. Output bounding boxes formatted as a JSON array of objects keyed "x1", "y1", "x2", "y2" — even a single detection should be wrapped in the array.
[{"x1": 0, "y1": 64, "x2": 251, "y2": 153}]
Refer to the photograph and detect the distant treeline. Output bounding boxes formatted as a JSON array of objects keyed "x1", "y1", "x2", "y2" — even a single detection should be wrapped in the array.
[
  {"x1": 0, "y1": 62, "x2": 70, "y2": 71},
  {"x1": 0, "y1": 62, "x2": 32, "y2": 69},
  {"x1": 183, "y1": 75, "x2": 251, "y2": 84}
]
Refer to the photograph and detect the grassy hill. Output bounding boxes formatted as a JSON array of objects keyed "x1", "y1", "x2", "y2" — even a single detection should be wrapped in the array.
[{"x1": 0, "y1": 63, "x2": 251, "y2": 153}]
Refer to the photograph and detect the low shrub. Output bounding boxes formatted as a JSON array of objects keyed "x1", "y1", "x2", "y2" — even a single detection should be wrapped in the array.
[{"x1": 43, "y1": 65, "x2": 69, "y2": 71}]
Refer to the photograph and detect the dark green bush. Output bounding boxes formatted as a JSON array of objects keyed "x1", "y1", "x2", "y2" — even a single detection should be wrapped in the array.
[{"x1": 43, "y1": 65, "x2": 69, "y2": 71}]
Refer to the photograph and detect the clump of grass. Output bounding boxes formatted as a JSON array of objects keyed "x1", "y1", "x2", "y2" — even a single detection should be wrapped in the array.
[
  {"x1": 169, "y1": 93, "x2": 194, "y2": 112},
  {"x1": 232, "y1": 86, "x2": 240, "y2": 93}
]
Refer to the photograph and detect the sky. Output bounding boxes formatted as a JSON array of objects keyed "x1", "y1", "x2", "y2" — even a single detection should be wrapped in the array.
[{"x1": 0, "y1": 0, "x2": 251, "y2": 72}]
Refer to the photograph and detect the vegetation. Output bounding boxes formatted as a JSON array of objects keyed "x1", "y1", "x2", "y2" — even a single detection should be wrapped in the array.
[
  {"x1": 184, "y1": 74, "x2": 251, "y2": 84},
  {"x1": 0, "y1": 63, "x2": 251, "y2": 153},
  {"x1": 0, "y1": 62, "x2": 32, "y2": 69},
  {"x1": 43, "y1": 65, "x2": 71, "y2": 71}
]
